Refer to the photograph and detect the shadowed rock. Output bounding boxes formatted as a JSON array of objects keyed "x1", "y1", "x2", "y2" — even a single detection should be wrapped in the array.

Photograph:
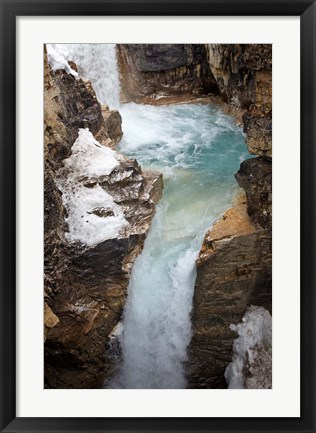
[{"x1": 117, "y1": 44, "x2": 218, "y2": 104}]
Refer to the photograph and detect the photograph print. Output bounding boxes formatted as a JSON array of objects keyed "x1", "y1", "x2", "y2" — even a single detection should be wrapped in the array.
[{"x1": 44, "y1": 43, "x2": 272, "y2": 389}]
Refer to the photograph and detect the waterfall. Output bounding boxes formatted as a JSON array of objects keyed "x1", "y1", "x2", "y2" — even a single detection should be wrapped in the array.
[
  {"x1": 49, "y1": 45, "x2": 250, "y2": 388},
  {"x1": 62, "y1": 43, "x2": 121, "y2": 109},
  {"x1": 107, "y1": 102, "x2": 250, "y2": 388}
]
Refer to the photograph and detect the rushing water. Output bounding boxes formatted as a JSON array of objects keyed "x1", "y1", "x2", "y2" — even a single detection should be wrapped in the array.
[
  {"x1": 108, "y1": 102, "x2": 250, "y2": 388},
  {"x1": 65, "y1": 43, "x2": 120, "y2": 109},
  {"x1": 53, "y1": 44, "x2": 251, "y2": 388}
]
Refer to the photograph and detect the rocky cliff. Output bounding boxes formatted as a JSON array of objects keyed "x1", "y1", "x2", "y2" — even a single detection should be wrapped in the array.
[
  {"x1": 117, "y1": 44, "x2": 218, "y2": 104},
  {"x1": 188, "y1": 194, "x2": 272, "y2": 387},
  {"x1": 44, "y1": 46, "x2": 163, "y2": 388},
  {"x1": 44, "y1": 43, "x2": 272, "y2": 389},
  {"x1": 188, "y1": 44, "x2": 272, "y2": 388},
  {"x1": 207, "y1": 44, "x2": 272, "y2": 158}
]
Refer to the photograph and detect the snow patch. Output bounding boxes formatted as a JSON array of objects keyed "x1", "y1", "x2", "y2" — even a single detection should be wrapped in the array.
[
  {"x1": 225, "y1": 305, "x2": 272, "y2": 389},
  {"x1": 57, "y1": 129, "x2": 129, "y2": 247},
  {"x1": 46, "y1": 44, "x2": 78, "y2": 77},
  {"x1": 63, "y1": 128, "x2": 121, "y2": 177}
]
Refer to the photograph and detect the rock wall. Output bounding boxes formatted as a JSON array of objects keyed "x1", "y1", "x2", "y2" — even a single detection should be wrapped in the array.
[
  {"x1": 188, "y1": 196, "x2": 272, "y2": 387},
  {"x1": 44, "y1": 46, "x2": 163, "y2": 388},
  {"x1": 236, "y1": 157, "x2": 272, "y2": 230},
  {"x1": 188, "y1": 44, "x2": 272, "y2": 388},
  {"x1": 44, "y1": 43, "x2": 272, "y2": 389},
  {"x1": 207, "y1": 44, "x2": 272, "y2": 158},
  {"x1": 117, "y1": 44, "x2": 218, "y2": 104}
]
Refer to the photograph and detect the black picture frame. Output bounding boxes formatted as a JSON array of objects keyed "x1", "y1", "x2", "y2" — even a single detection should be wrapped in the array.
[{"x1": 0, "y1": 1, "x2": 315, "y2": 432}]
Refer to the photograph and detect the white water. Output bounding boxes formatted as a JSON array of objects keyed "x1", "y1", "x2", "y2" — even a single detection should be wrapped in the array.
[
  {"x1": 51, "y1": 44, "x2": 251, "y2": 388},
  {"x1": 46, "y1": 44, "x2": 78, "y2": 77},
  {"x1": 108, "y1": 103, "x2": 250, "y2": 388},
  {"x1": 62, "y1": 44, "x2": 121, "y2": 109}
]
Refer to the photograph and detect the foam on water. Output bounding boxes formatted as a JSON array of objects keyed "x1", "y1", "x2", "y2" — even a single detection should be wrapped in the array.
[{"x1": 108, "y1": 102, "x2": 251, "y2": 388}]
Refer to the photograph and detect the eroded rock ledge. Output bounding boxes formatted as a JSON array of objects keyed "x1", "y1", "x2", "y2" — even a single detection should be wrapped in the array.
[
  {"x1": 207, "y1": 44, "x2": 272, "y2": 158},
  {"x1": 44, "y1": 46, "x2": 163, "y2": 388},
  {"x1": 117, "y1": 44, "x2": 218, "y2": 104}
]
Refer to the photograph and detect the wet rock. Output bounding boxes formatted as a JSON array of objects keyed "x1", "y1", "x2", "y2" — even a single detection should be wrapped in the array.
[
  {"x1": 235, "y1": 157, "x2": 272, "y2": 230},
  {"x1": 207, "y1": 44, "x2": 272, "y2": 157},
  {"x1": 117, "y1": 44, "x2": 218, "y2": 104},
  {"x1": 82, "y1": 177, "x2": 98, "y2": 188},
  {"x1": 207, "y1": 44, "x2": 272, "y2": 112},
  {"x1": 44, "y1": 47, "x2": 121, "y2": 165},
  {"x1": 243, "y1": 111, "x2": 272, "y2": 157},
  {"x1": 44, "y1": 303, "x2": 60, "y2": 342},
  {"x1": 88, "y1": 207, "x2": 115, "y2": 218},
  {"x1": 188, "y1": 200, "x2": 271, "y2": 388},
  {"x1": 101, "y1": 107, "x2": 123, "y2": 145}
]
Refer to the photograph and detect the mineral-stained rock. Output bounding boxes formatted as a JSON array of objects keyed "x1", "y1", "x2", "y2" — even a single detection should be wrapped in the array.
[
  {"x1": 207, "y1": 44, "x2": 272, "y2": 157},
  {"x1": 99, "y1": 106, "x2": 123, "y2": 145},
  {"x1": 235, "y1": 157, "x2": 272, "y2": 230},
  {"x1": 207, "y1": 44, "x2": 272, "y2": 111},
  {"x1": 188, "y1": 200, "x2": 272, "y2": 388},
  {"x1": 117, "y1": 44, "x2": 218, "y2": 104},
  {"x1": 243, "y1": 111, "x2": 272, "y2": 158},
  {"x1": 44, "y1": 45, "x2": 163, "y2": 389},
  {"x1": 44, "y1": 303, "x2": 60, "y2": 328},
  {"x1": 44, "y1": 303, "x2": 60, "y2": 342}
]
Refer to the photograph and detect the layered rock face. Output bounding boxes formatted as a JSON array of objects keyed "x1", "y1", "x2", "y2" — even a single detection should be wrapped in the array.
[
  {"x1": 188, "y1": 44, "x2": 272, "y2": 388},
  {"x1": 44, "y1": 47, "x2": 163, "y2": 388},
  {"x1": 208, "y1": 44, "x2": 272, "y2": 158},
  {"x1": 117, "y1": 44, "x2": 218, "y2": 104},
  {"x1": 188, "y1": 198, "x2": 272, "y2": 388},
  {"x1": 44, "y1": 43, "x2": 272, "y2": 389}
]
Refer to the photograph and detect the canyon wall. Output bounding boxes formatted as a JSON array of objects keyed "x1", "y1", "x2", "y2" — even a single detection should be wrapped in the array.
[
  {"x1": 207, "y1": 44, "x2": 272, "y2": 158},
  {"x1": 188, "y1": 44, "x2": 272, "y2": 388},
  {"x1": 44, "y1": 44, "x2": 272, "y2": 389},
  {"x1": 44, "y1": 47, "x2": 163, "y2": 388},
  {"x1": 117, "y1": 44, "x2": 218, "y2": 104}
]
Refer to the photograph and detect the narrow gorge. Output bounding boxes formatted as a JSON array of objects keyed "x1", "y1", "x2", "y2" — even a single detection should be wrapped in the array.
[{"x1": 44, "y1": 44, "x2": 272, "y2": 389}]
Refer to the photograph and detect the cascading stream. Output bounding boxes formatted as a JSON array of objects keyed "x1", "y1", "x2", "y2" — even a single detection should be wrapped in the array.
[
  {"x1": 63, "y1": 43, "x2": 121, "y2": 109},
  {"x1": 108, "y1": 102, "x2": 250, "y2": 388},
  {"x1": 52, "y1": 44, "x2": 250, "y2": 388}
]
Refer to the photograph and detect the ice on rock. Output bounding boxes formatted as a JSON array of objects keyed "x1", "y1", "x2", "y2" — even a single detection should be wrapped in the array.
[
  {"x1": 225, "y1": 305, "x2": 272, "y2": 389},
  {"x1": 46, "y1": 44, "x2": 78, "y2": 77},
  {"x1": 62, "y1": 128, "x2": 121, "y2": 177},
  {"x1": 57, "y1": 129, "x2": 129, "y2": 247}
]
